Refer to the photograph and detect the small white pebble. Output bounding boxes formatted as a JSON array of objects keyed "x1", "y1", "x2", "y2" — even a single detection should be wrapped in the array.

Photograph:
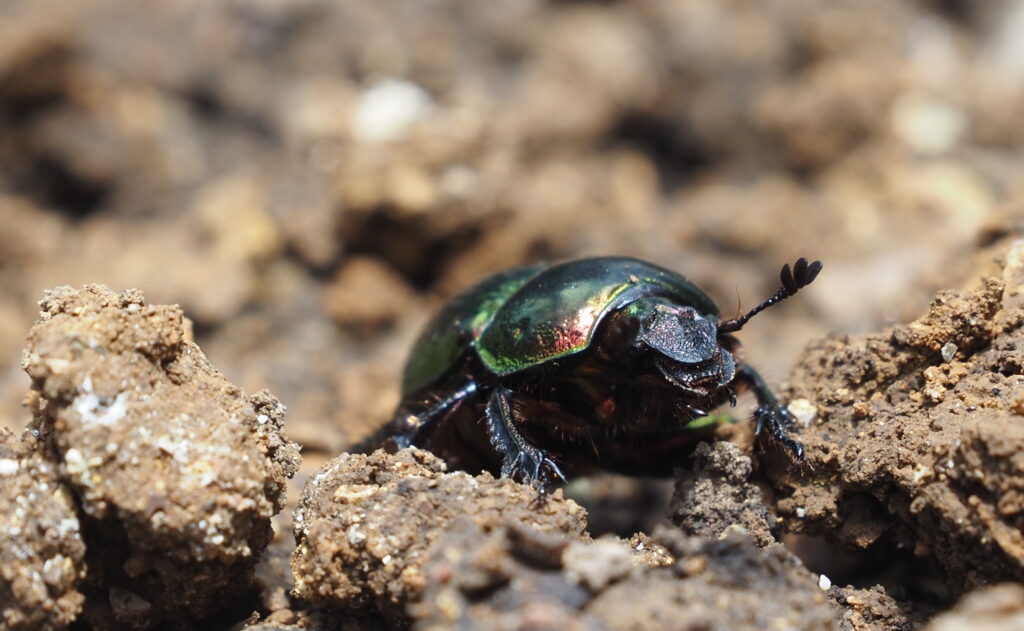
[
  {"x1": 64, "y1": 448, "x2": 88, "y2": 475},
  {"x1": 0, "y1": 459, "x2": 19, "y2": 476},
  {"x1": 891, "y1": 94, "x2": 966, "y2": 155},
  {"x1": 347, "y1": 525, "x2": 366, "y2": 545},
  {"x1": 911, "y1": 463, "x2": 933, "y2": 483},
  {"x1": 819, "y1": 574, "x2": 832, "y2": 590},
  {"x1": 787, "y1": 399, "x2": 818, "y2": 427},
  {"x1": 352, "y1": 79, "x2": 432, "y2": 142},
  {"x1": 58, "y1": 518, "x2": 79, "y2": 536},
  {"x1": 795, "y1": 507, "x2": 806, "y2": 519},
  {"x1": 941, "y1": 342, "x2": 958, "y2": 362}
]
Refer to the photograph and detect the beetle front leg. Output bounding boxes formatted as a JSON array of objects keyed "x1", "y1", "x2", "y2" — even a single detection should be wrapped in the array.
[
  {"x1": 369, "y1": 381, "x2": 480, "y2": 453},
  {"x1": 734, "y1": 365, "x2": 805, "y2": 461},
  {"x1": 485, "y1": 387, "x2": 567, "y2": 491}
]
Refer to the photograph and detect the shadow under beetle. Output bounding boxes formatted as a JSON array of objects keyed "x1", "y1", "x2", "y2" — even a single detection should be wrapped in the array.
[{"x1": 373, "y1": 256, "x2": 822, "y2": 491}]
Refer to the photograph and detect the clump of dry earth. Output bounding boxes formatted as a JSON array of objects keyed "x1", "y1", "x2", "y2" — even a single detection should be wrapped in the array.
[
  {"x1": 3, "y1": 285, "x2": 299, "y2": 629},
  {"x1": 768, "y1": 240, "x2": 1024, "y2": 596}
]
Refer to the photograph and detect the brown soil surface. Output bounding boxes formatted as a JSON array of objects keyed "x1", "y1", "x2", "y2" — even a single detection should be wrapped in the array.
[
  {"x1": 289, "y1": 449, "x2": 835, "y2": 631},
  {"x1": 2, "y1": 0, "x2": 1024, "y2": 629},
  {"x1": 0, "y1": 427, "x2": 85, "y2": 630},
  {"x1": 767, "y1": 240, "x2": 1024, "y2": 597},
  {"x1": 923, "y1": 583, "x2": 1024, "y2": 631},
  {"x1": 290, "y1": 448, "x2": 587, "y2": 621}
]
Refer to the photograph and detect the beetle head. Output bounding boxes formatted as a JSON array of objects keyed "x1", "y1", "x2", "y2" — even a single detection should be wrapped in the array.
[
  {"x1": 636, "y1": 302, "x2": 719, "y2": 364},
  {"x1": 623, "y1": 300, "x2": 736, "y2": 396}
]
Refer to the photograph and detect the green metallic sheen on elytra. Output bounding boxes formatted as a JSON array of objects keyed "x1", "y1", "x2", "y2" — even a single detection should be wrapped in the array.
[
  {"x1": 476, "y1": 257, "x2": 719, "y2": 376},
  {"x1": 401, "y1": 263, "x2": 547, "y2": 395}
]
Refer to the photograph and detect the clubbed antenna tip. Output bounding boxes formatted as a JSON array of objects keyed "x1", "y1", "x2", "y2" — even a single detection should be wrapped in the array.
[{"x1": 719, "y1": 257, "x2": 822, "y2": 333}]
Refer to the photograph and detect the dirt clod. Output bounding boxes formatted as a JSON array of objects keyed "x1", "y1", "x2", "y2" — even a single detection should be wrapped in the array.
[
  {"x1": 414, "y1": 521, "x2": 837, "y2": 631},
  {"x1": 923, "y1": 583, "x2": 1024, "y2": 631},
  {"x1": 671, "y1": 441, "x2": 777, "y2": 548},
  {"x1": 21, "y1": 285, "x2": 300, "y2": 628},
  {"x1": 292, "y1": 447, "x2": 841, "y2": 630},
  {"x1": 769, "y1": 241, "x2": 1024, "y2": 593},
  {"x1": 830, "y1": 585, "x2": 925, "y2": 631},
  {"x1": 290, "y1": 448, "x2": 587, "y2": 620},
  {"x1": 0, "y1": 427, "x2": 86, "y2": 631}
]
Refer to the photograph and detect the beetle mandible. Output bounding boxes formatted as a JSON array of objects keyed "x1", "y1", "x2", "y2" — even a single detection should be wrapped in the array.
[{"x1": 370, "y1": 256, "x2": 822, "y2": 490}]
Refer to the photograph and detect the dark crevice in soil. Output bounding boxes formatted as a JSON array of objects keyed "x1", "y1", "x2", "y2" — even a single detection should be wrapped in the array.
[
  {"x1": 13, "y1": 153, "x2": 110, "y2": 219},
  {"x1": 605, "y1": 110, "x2": 715, "y2": 193},
  {"x1": 344, "y1": 207, "x2": 485, "y2": 290},
  {"x1": 179, "y1": 83, "x2": 277, "y2": 143},
  {"x1": 0, "y1": 44, "x2": 71, "y2": 123}
]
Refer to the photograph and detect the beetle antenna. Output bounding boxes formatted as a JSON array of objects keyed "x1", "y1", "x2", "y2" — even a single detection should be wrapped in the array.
[{"x1": 718, "y1": 258, "x2": 822, "y2": 333}]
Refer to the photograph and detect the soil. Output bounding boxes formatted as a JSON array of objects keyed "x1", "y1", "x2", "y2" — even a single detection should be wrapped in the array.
[
  {"x1": 16, "y1": 285, "x2": 300, "y2": 628},
  {"x1": 0, "y1": 427, "x2": 85, "y2": 630},
  {"x1": 2, "y1": 0, "x2": 1024, "y2": 629},
  {"x1": 766, "y1": 241, "x2": 1024, "y2": 597}
]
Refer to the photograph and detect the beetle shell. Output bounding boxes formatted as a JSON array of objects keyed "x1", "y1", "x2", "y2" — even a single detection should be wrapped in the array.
[
  {"x1": 403, "y1": 257, "x2": 721, "y2": 395},
  {"x1": 477, "y1": 257, "x2": 719, "y2": 375},
  {"x1": 401, "y1": 263, "x2": 546, "y2": 394}
]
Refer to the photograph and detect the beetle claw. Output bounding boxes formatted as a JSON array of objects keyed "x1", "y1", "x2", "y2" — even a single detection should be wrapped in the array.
[
  {"x1": 545, "y1": 457, "x2": 568, "y2": 484},
  {"x1": 508, "y1": 449, "x2": 566, "y2": 490},
  {"x1": 754, "y1": 404, "x2": 806, "y2": 462},
  {"x1": 531, "y1": 456, "x2": 568, "y2": 503}
]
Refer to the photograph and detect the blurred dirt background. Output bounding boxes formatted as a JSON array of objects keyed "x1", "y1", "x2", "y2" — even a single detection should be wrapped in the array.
[{"x1": 2, "y1": 0, "x2": 1024, "y2": 629}]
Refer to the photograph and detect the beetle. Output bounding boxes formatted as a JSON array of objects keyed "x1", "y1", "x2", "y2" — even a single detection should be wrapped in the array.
[{"x1": 372, "y1": 256, "x2": 822, "y2": 490}]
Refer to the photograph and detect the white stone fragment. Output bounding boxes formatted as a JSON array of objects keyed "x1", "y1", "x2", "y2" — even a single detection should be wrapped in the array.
[
  {"x1": 73, "y1": 389, "x2": 130, "y2": 426},
  {"x1": 891, "y1": 93, "x2": 966, "y2": 155},
  {"x1": 941, "y1": 342, "x2": 958, "y2": 362},
  {"x1": 912, "y1": 463, "x2": 933, "y2": 484},
  {"x1": 64, "y1": 448, "x2": 88, "y2": 476},
  {"x1": 352, "y1": 79, "x2": 432, "y2": 142},
  {"x1": 0, "y1": 459, "x2": 19, "y2": 476},
  {"x1": 347, "y1": 524, "x2": 366, "y2": 545},
  {"x1": 787, "y1": 398, "x2": 818, "y2": 427}
]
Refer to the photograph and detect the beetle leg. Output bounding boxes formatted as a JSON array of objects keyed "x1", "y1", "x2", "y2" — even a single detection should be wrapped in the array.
[
  {"x1": 734, "y1": 365, "x2": 805, "y2": 461},
  {"x1": 383, "y1": 381, "x2": 480, "y2": 451},
  {"x1": 485, "y1": 387, "x2": 567, "y2": 491}
]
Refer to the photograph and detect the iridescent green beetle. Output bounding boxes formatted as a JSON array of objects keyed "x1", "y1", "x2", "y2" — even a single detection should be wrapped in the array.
[{"x1": 376, "y1": 256, "x2": 822, "y2": 489}]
